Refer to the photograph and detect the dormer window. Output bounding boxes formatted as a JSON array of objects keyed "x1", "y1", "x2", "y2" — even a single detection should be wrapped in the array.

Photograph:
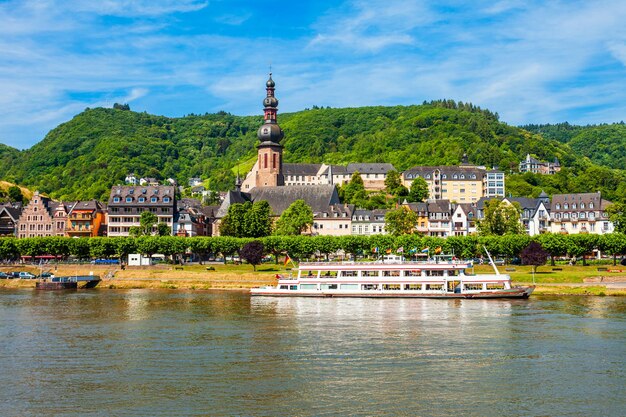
[
  {"x1": 113, "y1": 197, "x2": 120, "y2": 203},
  {"x1": 460, "y1": 174, "x2": 465, "y2": 179},
  {"x1": 154, "y1": 189, "x2": 159, "y2": 194},
  {"x1": 151, "y1": 197, "x2": 158, "y2": 203},
  {"x1": 471, "y1": 175, "x2": 476, "y2": 179},
  {"x1": 138, "y1": 197, "x2": 145, "y2": 203},
  {"x1": 453, "y1": 174, "x2": 458, "y2": 179},
  {"x1": 163, "y1": 197, "x2": 170, "y2": 203},
  {"x1": 125, "y1": 197, "x2": 132, "y2": 203},
  {"x1": 142, "y1": 189, "x2": 147, "y2": 194},
  {"x1": 426, "y1": 175, "x2": 431, "y2": 179},
  {"x1": 407, "y1": 174, "x2": 413, "y2": 179},
  {"x1": 129, "y1": 189, "x2": 134, "y2": 194},
  {"x1": 556, "y1": 204, "x2": 560, "y2": 210},
  {"x1": 589, "y1": 202, "x2": 594, "y2": 209},
  {"x1": 572, "y1": 203, "x2": 577, "y2": 209},
  {"x1": 564, "y1": 203, "x2": 568, "y2": 209},
  {"x1": 442, "y1": 174, "x2": 447, "y2": 179},
  {"x1": 581, "y1": 203, "x2": 585, "y2": 209}
]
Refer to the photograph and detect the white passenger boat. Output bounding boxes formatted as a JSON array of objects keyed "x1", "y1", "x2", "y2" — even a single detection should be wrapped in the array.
[{"x1": 251, "y1": 254, "x2": 534, "y2": 299}]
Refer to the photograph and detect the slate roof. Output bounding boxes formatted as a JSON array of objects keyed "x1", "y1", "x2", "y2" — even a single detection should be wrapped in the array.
[
  {"x1": 347, "y1": 163, "x2": 395, "y2": 174},
  {"x1": 283, "y1": 163, "x2": 322, "y2": 177},
  {"x1": 216, "y1": 190, "x2": 251, "y2": 218},
  {"x1": 403, "y1": 166, "x2": 485, "y2": 180},
  {"x1": 551, "y1": 192, "x2": 612, "y2": 212},
  {"x1": 108, "y1": 185, "x2": 176, "y2": 206},
  {"x1": 68, "y1": 200, "x2": 104, "y2": 215},
  {"x1": 314, "y1": 204, "x2": 354, "y2": 219},
  {"x1": 250, "y1": 185, "x2": 339, "y2": 216}
]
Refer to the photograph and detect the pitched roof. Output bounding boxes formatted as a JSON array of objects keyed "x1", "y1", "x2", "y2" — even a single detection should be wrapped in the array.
[
  {"x1": 403, "y1": 166, "x2": 485, "y2": 179},
  {"x1": 347, "y1": 163, "x2": 396, "y2": 174},
  {"x1": 551, "y1": 192, "x2": 611, "y2": 211},
  {"x1": 216, "y1": 190, "x2": 251, "y2": 218},
  {"x1": 283, "y1": 163, "x2": 323, "y2": 176},
  {"x1": 108, "y1": 185, "x2": 176, "y2": 205},
  {"x1": 249, "y1": 185, "x2": 340, "y2": 216}
]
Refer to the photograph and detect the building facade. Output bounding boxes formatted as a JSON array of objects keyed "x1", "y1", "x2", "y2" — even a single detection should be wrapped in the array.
[
  {"x1": 519, "y1": 154, "x2": 561, "y2": 175},
  {"x1": 66, "y1": 200, "x2": 107, "y2": 237},
  {"x1": 549, "y1": 192, "x2": 613, "y2": 235},
  {"x1": 16, "y1": 191, "x2": 69, "y2": 238},
  {"x1": 107, "y1": 185, "x2": 176, "y2": 237}
]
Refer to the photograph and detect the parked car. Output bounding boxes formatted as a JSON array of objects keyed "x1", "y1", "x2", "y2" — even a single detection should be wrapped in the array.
[
  {"x1": 19, "y1": 272, "x2": 36, "y2": 279},
  {"x1": 0, "y1": 272, "x2": 8, "y2": 279},
  {"x1": 9, "y1": 272, "x2": 20, "y2": 279},
  {"x1": 39, "y1": 272, "x2": 54, "y2": 278}
]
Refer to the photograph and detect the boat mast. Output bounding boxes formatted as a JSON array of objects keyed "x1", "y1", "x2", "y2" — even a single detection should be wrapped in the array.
[{"x1": 483, "y1": 246, "x2": 500, "y2": 276}]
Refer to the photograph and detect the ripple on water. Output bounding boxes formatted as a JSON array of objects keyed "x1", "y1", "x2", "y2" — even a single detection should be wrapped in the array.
[{"x1": 0, "y1": 291, "x2": 624, "y2": 416}]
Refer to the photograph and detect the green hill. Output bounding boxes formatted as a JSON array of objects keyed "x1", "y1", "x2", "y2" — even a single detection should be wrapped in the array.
[{"x1": 1, "y1": 101, "x2": 625, "y2": 203}]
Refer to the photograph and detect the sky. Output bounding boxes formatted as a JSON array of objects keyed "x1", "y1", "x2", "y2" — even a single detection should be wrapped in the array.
[{"x1": 1, "y1": 0, "x2": 626, "y2": 149}]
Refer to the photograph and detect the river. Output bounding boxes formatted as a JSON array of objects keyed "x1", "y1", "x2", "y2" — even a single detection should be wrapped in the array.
[{"x1": 0, "y1": 290, "x2": 624, "y2": 416}]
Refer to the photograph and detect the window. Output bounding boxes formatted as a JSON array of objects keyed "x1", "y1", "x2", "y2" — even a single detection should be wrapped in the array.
[
  {"x1": 113, "y1": 197, "x2": 120, "y2": 203},
  {"x1": 556, "y1": 204, "x2": 560, "y2": 210},
  {"x1": 151, "y1": 197, "x2": 157, "y2": 203},
  {"x1": 125, "y1": 197, "x2": 132, "y2": 203},
  {"x1": 138, "y1": 197, "x2": 145, "y2": 203},
  {"x1": 590, "y1": 202, "x2": 594, "y2": 209},
  {"x1": 163, "y1": 197, "x2": 170, "y2": 203}
]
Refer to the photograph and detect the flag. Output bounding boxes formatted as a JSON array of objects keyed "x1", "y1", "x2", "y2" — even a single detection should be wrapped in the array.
[
  {"x1": 397, "y1": 247, "x2": 404, "y2": 253},
  {"x1": 421, "y1": 247, "x2": 430, "y2": 253},
  {"x1": 434, "y1": 246, "x2": 442, "y2": 254},
  {"x1": 372, "y1": 247, "x2": 379, "y2": 253},
  {"x1": 284, "y1": 254, "x2": 291, "y2": 266},
  {"x1": 409, "y1": 247, "x2": 417, "y2": 254},
  {"x1": 386, "y1": 248, "x2": 392, "y2": 254}
]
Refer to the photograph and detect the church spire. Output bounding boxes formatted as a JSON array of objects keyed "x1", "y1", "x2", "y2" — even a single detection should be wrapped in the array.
[{"x1": 257, "y1": 73, "x2": 284, "y2": 144}]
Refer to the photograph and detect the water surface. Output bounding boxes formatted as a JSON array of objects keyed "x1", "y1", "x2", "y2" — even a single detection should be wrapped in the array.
[{"x1": 0, "y1": 290, "x2": 624, "y2": 416}]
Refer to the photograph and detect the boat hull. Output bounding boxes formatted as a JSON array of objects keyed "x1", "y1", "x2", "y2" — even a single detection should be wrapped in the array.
[
  {"x1": 36, "y1": 281, "x2": 78, "y2": 290},
  {"x1": 251, "y1": 286, "x2": 535, "y2": 299}
]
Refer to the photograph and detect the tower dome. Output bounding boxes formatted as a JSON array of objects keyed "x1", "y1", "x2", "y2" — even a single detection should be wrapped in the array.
[{"x1": 257, "y1": 72, "x2": 283, "y2": 144}]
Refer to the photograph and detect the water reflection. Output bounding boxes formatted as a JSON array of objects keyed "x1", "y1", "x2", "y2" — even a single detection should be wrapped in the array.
[{"x1": 0, "y1": 290, "x2": 624, "y2": 416}]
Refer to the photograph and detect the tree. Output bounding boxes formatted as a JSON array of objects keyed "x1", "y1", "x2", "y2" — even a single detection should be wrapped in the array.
[
  {"x1": 157, "y1": 222, "x2": 171, "y2": 236},
  {"x1": 139, "y1": 211, "x2": 158, "y2": 236},
  {"x1": 274, "y1": 200, "x2": 314, "y2": 235},
  {"x1": 384, "y1": 206, "x2": 418, "y2": 236},
  {"x1": 520, "y1": 241, "x2": 548, "y2": 277},
  {"x1": 239, "y1": 241, "x2": 265, "y2": 271},
  {"x1": 477, "y1": 199, "x2": 524, "y2": 236},
  {"x1": 245, "y1": 200, "x2": 272, "y2": 237},
  {"x1": 408, "y1": 177, "x2": 429, "y2": 202},
  {"x1": 605, "y1": 203, "x2": 626, "y2": 234},
  {"x1": 8, "y1": 186, "x2": 24, "y2": 204},
  {"x1": 384, "y1": 170, "x2": 403, "y2": 195},
  {"x1": 220, "y1": 202, "x2": 249, "y2": 237},
  {"x1": 220, "y1": 201, "x2": 272, "y2": 238},
  {"x1": 340, "y1": 171, "x2": 367, "y2": 204}
]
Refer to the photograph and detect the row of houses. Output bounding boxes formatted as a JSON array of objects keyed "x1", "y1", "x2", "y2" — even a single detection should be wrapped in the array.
[
  {"x1": 0, "y1": 187, "x2": 615, "y2": 240},
  {"x1": 240, "y1": 159, "x2": 506, "y2": 203}
]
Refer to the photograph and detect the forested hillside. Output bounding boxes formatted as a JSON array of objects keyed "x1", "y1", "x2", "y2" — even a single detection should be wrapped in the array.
[{"x1": 0, "y1": 101, "x2": 625, "y2": 202}]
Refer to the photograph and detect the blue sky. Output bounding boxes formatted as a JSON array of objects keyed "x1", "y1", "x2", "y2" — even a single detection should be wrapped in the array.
[{"x1": 1, "y1": 0, "x2": 626, "y2": 149}]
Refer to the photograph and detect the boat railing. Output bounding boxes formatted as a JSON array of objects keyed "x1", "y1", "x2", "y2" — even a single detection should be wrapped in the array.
[{"x1": 299, "y1": 260, "x2": 471, "y2": 267}]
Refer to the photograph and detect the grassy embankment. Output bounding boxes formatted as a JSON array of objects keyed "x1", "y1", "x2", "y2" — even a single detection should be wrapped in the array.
[{"x1": 1, "y1": 263, "x2": 625, "y2": 295}]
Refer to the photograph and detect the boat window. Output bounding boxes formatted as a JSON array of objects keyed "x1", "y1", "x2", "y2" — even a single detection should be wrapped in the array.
[
  {"x1": 289, "y1": 285, "x2": 298, "y2": 290},
  {"x1": 425, "y1": 270, "x2": 444, "y2": 276},
  {"x1": 486, "y1": 283, "x2": 505, "y2": 290},
  {"x1": 279, "y1": 285, "x2": 289, "y2": 290},
  {"x1": 321, "y1": 284, "x2": 338, "y2": 290},
  {"x1": 361, "y1": 284, "x2": 378, "y2": 290},
  {"x1": 404, "y1": 270, "x2": 421, "y2": 277},
  {"x1": 322, "y1": 271, "x2": 338, "y2": 278},
  {"x1": 341, "y1": 284, "x2": 359, "y2": 290},
  {"x1": 404, "y1": 284, "x2": 422, "y2": 290},
  {"x1": 464, "y1": 283, "x2": 483, "y2": 291},
  {"x1": 362, "y1": 270, "x2": 379, "y2": 277},
  {"x1": 341, "y1": 271, "x2": 358, "y2": 277},
  {"x1": 300, "y1": 284, "x2": 316, "y2": 290},
  {"x1": 447, "y1": 270, "x2": 458, "y2": 276},
  {"x1": 382, "y1": 284, "x2": 401, "y2": 291},
  {"x1": 382, "y1": 270, "x2": 401, "y2": 277},
  {"x1": 425, "y1": 284, "x2": 444, "y2": 291}
]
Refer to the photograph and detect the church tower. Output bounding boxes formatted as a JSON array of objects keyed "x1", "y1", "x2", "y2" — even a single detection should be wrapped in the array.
[{"x1": 255, "y1": 73, "x2": 284, "y2": 187}]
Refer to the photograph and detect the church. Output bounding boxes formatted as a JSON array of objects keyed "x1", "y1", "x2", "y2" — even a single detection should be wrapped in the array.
[{"x1": 213, "y1": 74, "x2": 346, "y2": 235}]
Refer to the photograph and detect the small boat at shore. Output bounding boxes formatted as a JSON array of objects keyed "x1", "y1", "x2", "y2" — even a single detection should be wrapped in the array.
[
  {"x1": 36, "y1": 275, "x2": 101, "y2": 290},
  {"x1": 251, "y1": 251, "x2": 534, "y2": 299}
]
